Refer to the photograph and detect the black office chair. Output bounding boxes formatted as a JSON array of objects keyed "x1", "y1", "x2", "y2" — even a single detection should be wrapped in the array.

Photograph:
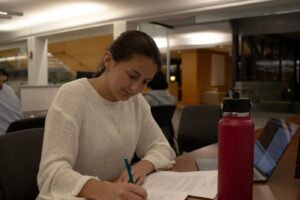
[
  {"x1": 150, "y1": 105, "x2": 177, "y2": 152},
  {"x1": 177, "y1": 104, "x2": 221, "y2": 154},
  {"x1": 0, "y1": 128, "x2": 44, "y2": 200},
  {"x1": 5, "y1": 116, "x2": 46, "y2": 133}
]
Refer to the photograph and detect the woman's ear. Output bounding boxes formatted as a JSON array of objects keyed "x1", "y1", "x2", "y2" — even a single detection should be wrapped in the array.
[{"x1": 103, "y1": 51, "x2": 113, "y2": 71}]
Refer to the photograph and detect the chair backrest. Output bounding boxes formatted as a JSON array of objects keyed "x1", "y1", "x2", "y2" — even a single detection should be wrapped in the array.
[
  {"x1": 5, "y1": 116, "x2": 45, "y2": 133},
  {"x1": 0, "y1": 128, "x2": 44, "y2": 200},
  {"x1": 150, "y1": 105, "x2": 176, "y2": 149},
  {"x1": 177, "y1": 104, "x2": 221, "y2": 153}
]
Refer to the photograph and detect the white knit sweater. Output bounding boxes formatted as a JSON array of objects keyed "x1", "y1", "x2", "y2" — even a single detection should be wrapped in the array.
[{"x1": 37, "y1": 78, "x2": 175, "y2": 200}]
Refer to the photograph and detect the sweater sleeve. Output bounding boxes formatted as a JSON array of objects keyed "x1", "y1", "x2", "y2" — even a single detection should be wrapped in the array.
[
  {"x1": 135, "y1": 95, "x2": 176, "y2": 169},
  {"x1": 37, "y1": 83, "x2": 98, "y2": 200}
]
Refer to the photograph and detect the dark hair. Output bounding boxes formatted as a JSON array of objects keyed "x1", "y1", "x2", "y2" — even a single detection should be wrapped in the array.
[
  {"x1": 147, "y1": 70, "x2": 168, "y2": 90},
  {"x1": 95, "y1": 30, "x2": 161, "y2": 77},
  {"x1": 0, "y1": 68, "x2": 9, "y2": 77}
]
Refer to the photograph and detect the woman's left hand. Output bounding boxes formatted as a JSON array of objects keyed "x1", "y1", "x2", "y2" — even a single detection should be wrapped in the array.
[{"x1": 116, "y1": 160, "x2": 155, "y2": 185}]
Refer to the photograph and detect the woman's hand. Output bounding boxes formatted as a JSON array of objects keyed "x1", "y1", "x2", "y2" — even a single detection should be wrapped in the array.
[
  {"x1": 78, "y1": 179, "x2": 147, "y2": 200},
  {"x1": 116, "y1": 160, "x2": 155, "y2": 185},
  {"x1": 103, "y1": 182, "x2": 147, "y2": 200}
]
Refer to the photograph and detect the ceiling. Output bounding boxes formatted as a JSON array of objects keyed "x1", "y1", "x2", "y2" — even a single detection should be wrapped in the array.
[{"x1": 1, "y1": 0, "x2": 300, "y2": 51}]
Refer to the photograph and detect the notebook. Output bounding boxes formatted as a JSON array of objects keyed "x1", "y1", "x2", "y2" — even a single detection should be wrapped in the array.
[{"x1": 196, "y1": 117, "x2": 299, "y2": 182}]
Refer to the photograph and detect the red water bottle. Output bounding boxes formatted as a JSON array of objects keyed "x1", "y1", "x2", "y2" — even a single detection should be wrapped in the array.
[{"x1": 218, "y1": 97, "x2": 254, "y2": 200}]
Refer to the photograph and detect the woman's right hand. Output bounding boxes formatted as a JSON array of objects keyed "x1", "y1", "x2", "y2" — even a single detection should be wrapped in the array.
[
  {"x1": 103, "y1": 181, "x2": 147, "y2": 200},
  {"x1": 78, "y1": 179, "x2": 147, "y2": 200}
]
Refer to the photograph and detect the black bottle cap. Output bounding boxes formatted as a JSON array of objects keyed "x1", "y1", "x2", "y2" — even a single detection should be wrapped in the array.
[{"x1": 222, "y1": 97, "x2": 251, "y2": 113}]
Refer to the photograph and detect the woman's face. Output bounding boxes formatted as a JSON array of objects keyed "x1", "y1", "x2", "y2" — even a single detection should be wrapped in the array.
[{"x1": 104, "y1": 52, "x2": 157, "y2": 101}]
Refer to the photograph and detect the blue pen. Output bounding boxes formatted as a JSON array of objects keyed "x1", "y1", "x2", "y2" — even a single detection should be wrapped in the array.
[{"x1": 124, "y1": 157, "x2": 135, "y2": 184}]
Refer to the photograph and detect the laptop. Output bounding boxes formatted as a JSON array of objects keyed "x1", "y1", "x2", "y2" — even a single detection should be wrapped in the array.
[{"x1": 196, "y1": 117, "x2": 299, "y2": 182}]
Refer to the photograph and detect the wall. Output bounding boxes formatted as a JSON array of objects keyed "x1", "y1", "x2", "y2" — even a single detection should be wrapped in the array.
[
  {"x1": 48, "y1": 34, "x2": 113, "y2": 72},
  {"x1": 239, "y1": 12, "x2": 300, "y2": 36},
  {"x1": 181, "y1": 49, "x2": 201, "y2": 104},
  {"x1": 181, "y1": 49, "x2": 231, "y2": 105}
]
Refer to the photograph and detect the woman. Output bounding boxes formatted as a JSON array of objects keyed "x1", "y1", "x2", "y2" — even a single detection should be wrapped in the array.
[{"x1": 37, "y1": 30, "x2": 176, "y2": 200}]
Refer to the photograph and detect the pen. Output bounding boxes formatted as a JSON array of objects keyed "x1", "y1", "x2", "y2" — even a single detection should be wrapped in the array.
[{"x1": 124, "y1": 157, "x2": 135, "y2": 184}]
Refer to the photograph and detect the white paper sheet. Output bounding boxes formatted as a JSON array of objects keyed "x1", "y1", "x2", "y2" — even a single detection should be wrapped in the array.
[
  {"x1": 143, "y1": 170, "x2": 218, "y2": 199},
  {"x1": 147, "y1": 188, "x2": 188, "y2": 200}
]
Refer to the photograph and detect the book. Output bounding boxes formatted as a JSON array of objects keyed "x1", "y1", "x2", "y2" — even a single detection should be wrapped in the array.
[{"x1": 143, "y1": 170, "x2": 218, "y2": 200}]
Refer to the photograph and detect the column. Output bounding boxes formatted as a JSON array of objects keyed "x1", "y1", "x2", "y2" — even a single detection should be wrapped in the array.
[
  {"x1": 27, "y1": 37, "x2": 48, "y2": 85},
  {"x1": 181, "y1": 49, "x2": 201, "y2": 104},
  {"x1": 113, "y1": 21, "x2": 137, "y2": 39}
]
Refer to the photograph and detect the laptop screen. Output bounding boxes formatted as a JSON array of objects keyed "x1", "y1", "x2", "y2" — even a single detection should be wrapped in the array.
[{"x1": 254, "y1": 118, "x2": 299, "y2": 177}]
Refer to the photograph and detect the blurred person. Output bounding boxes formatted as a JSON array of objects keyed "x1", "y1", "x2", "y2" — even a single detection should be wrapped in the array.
[
  {"x1": 0, "y1": 68, "x2": 23, "y2": 134},
  {"x1": 144, "y1": 70, "x2": 176, "y2": 106}
]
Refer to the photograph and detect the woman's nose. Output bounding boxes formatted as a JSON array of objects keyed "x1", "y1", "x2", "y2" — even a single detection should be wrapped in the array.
[{"x1": 130, "y1": 81, "x2": 144, "y2": 93}]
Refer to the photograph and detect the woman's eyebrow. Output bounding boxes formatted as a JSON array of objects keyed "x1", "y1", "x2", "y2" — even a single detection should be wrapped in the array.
[{"x1": 128, "y1": 69, "x2": 141, "y2": 76}]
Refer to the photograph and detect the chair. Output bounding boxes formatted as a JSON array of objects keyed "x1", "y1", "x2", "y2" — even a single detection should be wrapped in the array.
[
  {"x1": 177, "y1": 104, "x2": 221, "y2": 153},
  {"x1": 5, "y1": 116, "x2": 46, "y2": 133},
  {"x1": 0, "y1": 128, "x2": 44, "y2": 200},
  {"x1": 150, "y1": 105, "x2": 176, "y2": 151}
]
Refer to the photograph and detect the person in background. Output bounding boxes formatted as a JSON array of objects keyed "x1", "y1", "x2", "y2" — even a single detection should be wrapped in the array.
[
  {"x1": 37, "y1": 30, "x2": 175, "y2": 200},
  {"x1": 144, "y1": 70, "x2": 176, "y2": 106},
  {"x1": 0, "y1": 68, "x2": 23, "y2": 134}
]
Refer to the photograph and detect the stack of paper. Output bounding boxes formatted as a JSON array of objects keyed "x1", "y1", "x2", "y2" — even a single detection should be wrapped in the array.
[{"x1": 143, "y1": 170, "x2": 218, "y2": 200}]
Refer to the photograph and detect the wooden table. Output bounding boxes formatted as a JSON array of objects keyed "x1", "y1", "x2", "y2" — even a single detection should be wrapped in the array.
[{"x1": 172, "y1": 116, "x2": 300, "y2": 200}]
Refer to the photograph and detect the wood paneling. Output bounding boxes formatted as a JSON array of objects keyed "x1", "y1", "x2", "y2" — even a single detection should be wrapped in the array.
[
  {"x1": 0, "y1": 48, "x2": 27, "y2": 69},
  {"x1": 181, "y1": 49, "x2": 232, "y2": 105},
  {"x1": 48, "y1": 34, "x2": 113, "y2": 72},
  {"x1": 181, "y1": 49, "x2": 200, "y2": 104}
]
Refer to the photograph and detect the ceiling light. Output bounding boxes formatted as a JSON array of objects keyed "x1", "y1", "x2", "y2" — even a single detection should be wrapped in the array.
[
  {"x1": 0, "y1": 3, "x2": 107, "y2": 31},
  {"x1": 0, "y1": 9, "x2": 23, "y2": 19},
  {"x1": 154, "y1": 37, "x2": 168, "y2": 48},
  {"x1": 171, "y1": 31, "x2": 231, "y2": 48},
  {"x1": 0, "y1": 11, "x2": 8, "y2": 15},
  {"x1": 0, "y1": 55, "x2": 27, "y2": 63}
]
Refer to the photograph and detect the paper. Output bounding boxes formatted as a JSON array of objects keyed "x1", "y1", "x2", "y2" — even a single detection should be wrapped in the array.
[
  {"x1": 143, "y1": 170, "x2": 218, "y2": 200},
  {"x1": 147, "y1": 188, "x2": 188, "y2": 200}
]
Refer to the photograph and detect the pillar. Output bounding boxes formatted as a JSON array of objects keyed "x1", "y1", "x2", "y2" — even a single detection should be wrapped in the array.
[
  {"x1": 27, "y1": 37, "x2": 48, "y2": 85},
  {"x1": 113, "y1": 21, "x2": 137, "y2": 39}
]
